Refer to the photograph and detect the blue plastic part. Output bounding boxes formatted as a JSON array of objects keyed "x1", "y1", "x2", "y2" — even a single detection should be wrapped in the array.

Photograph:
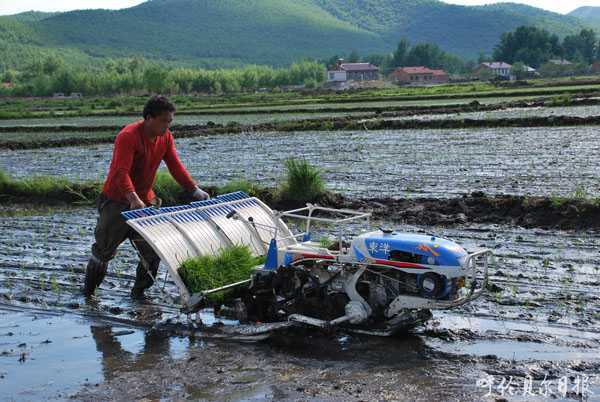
[
  {"x1": 121, "y1": 191, "x2": 251, "y2": 221},
  {"x1": 264, "y1": 239, "x2": 279, "y2": 271},
  {"x1": 364, "y1": 232, "x2": 467, "y2": 267},
  {"x1": 353, "y1": 245, "x2": 366, "y2": 263},
  {"x1": 302, "y1": 232, "x2": 311, "y2": 242}
]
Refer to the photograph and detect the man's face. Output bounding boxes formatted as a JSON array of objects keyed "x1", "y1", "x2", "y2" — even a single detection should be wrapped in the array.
[{"x1": 147, "y1": 111, "x2": 173, "y2": 137}]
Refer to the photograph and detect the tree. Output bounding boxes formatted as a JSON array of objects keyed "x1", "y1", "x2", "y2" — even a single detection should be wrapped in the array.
[
  {"x1": 477, "y1": 67, "x2": 494, "y2": 81},
  {"x1": 493, "y1": 26, "x2": 560, "y2": 68},
  {"x1": 511, "y1": 62, "x2": 528, "y2": 80},
  {"x1": 478, "y1": 52, "x2": 491, "y2": 64},
  {"x1": 42, "y1": 55, "x2": 64, "y2": 75},
  {"x1": 143, "y1": 65, "x2": 169, "y2": 93},
  {"x1": 563, "y1": 29, "x2": 597, "y2": 64},
  {"x1": 347, "y1": 50, "x2": 360, "y2": 63},
  {"x1": 3, "y1": 69, "x2": 17, "y2": 83},
  {"x1": 391, "y1": 38, "x2": 410, "y2": 68},
  {"x1": 365, "y1": 54, "x2": 392, "y2": 73}
]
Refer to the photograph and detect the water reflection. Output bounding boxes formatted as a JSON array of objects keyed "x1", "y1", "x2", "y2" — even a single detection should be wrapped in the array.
[{"x1": 90, "y1": 322, "x2": 191, "y2": 381}]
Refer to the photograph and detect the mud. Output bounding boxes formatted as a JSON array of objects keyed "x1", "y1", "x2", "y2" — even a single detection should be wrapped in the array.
[
  {"x1": 331, "y1": 193, "x2": 600, "y2": 231},
  {"x1": 1, "y1": 207, "x2": 600, "y2": 400}
]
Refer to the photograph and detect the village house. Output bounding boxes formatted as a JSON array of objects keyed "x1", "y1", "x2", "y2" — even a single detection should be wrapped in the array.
[
  {"x1": 390, "y1": 66, "x2": 449, "y2": 85},
  {"x1": 327, "y1": 59, "x2": 379, "y2": 82},
  {"x1": 475, "y1": 62, "x2": 513, "y2": 79}
]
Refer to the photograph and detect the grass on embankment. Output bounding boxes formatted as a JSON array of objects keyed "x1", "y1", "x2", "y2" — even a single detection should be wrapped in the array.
[
  {"x1": 0, "y1": 158, "x2": 327, "y2": 206},
  {"x1": 0, "y1": 170, "x2": 192, "y2": 206}
]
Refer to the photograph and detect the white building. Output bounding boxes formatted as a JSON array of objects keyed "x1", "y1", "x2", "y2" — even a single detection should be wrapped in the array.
[
  {"x1": 477, "y1": 62, "x2": 513, "y2": 78},
  {"x1": 327, "y1": 70, "x2": 347, "y2": 82}
]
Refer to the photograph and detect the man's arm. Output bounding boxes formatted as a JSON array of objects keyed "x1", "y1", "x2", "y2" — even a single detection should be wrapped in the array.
[{"x1": 110, "y1": 133, "x2": 145, "y2": 209}]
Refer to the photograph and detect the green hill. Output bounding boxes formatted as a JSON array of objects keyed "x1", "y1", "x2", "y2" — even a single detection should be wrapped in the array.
[
  {"x1": 569, "y1": 6, "x2": 600, "y2": 27},
  {"x1": 0, "y1": 0, "x2": 592, "y2": 70},
  {"x1": 313, "y1": 0, "x2": 585, "y2": 57},
  {"x1": 35, "y1": 0, "x2": 383, "y2": 66}
]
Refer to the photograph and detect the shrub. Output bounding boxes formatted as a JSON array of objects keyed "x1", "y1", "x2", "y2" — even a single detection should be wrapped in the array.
[{"x1": 278, "y1": 158, "x2": 325, "y2": 202}]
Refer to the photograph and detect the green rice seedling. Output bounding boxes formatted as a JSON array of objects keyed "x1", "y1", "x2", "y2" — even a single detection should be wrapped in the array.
[
  {"x1": 279, "y1": 158, "x2": 325, "y2": 202},
  {"x1": 571, "y1": 185, "x2": 588, "y2": 200},
  {"x1": 178, "y1": 245, "x2": 264, "y2": 298},
  {"x1": 39, "y1": 272, "x2": 47, "y2": 290},
  {"x1": 50, "y1": 274, "x2": 60, "y2": 295},
  {"x1": 550, "y1": 194, "x2": 566, "y2": 208},
  {"x1": 319, "y1": 236, "x2": 333, "y2": 249}
]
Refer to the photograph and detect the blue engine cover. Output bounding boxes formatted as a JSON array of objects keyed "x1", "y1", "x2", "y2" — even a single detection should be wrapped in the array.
[{"x1": 358, "y1": 231, "x2": 467, "y2": 267}]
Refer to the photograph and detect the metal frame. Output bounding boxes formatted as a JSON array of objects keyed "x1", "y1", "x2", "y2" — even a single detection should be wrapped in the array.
[
  {"x1": 124, "y1": 194, "x2": 490, "y2": 321},
  {"x1": 384, "y1": 249, "x2": 491, "y2": 313},
  {"x1": 277, "y1": 204, "x2": 371, "y2": 253},
  {"x1": 125, "y1": 195, "x2": 297, "y2": 308}
]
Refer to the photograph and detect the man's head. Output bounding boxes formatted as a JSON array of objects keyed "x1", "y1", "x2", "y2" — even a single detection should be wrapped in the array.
[{"x1": 142, "y1": 95, "x2": 175, "y2": 137}]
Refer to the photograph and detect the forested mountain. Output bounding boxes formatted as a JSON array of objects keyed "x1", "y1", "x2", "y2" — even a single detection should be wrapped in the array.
[
  {"x1": 0, "y1": 0, "x2": 593, "y2": 70},
  {"x1": 313, "y1": 1, "x2": 585, "y2": 58},
  {"x1": 569, "y1": 7, "x2": 600, "y2": 27}
]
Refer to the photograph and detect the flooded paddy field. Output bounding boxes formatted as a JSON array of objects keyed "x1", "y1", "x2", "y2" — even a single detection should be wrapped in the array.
[
  {"x1": 0, "y1": 130, "x2": 115, "y2": 146},
  {"x1": 376, "y1": 104, "x2": 600, "y2": 122},
  {"x1": 2, "y1": 126, "x2": 600, "y2": 199},
  {"x1": 0, "y1": 111, "x2": 372, "y2": 129},
  {"x1": 1, "y1": 208, "x2": 599, "y2": 400},
  {"x1": 183, "y1": 95, "x2": 550, "y2": 113}
]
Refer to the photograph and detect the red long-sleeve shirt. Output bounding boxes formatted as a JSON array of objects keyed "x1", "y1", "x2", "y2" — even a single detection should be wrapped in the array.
[{"x1": 102, "y1": 121, "x2": 196, "y2": 205}]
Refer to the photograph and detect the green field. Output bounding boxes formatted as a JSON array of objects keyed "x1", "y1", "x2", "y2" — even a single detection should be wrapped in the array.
[{"x1": 2, "y1": 80, "x2": 600, "y2": 120}]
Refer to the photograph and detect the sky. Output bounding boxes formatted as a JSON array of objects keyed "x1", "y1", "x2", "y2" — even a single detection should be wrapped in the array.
[{"x1": 0, "y1": 0, "x2": 597, "y2": 16}]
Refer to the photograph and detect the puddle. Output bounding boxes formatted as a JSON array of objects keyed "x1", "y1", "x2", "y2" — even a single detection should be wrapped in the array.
[{"x1": 433, "y1": 338, "x2": 600, "y2": 362}]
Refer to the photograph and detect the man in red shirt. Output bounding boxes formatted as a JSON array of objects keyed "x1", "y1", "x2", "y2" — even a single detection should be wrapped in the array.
[{"x1": 84, "y1": 95, "x2": 209, "y2": 298}]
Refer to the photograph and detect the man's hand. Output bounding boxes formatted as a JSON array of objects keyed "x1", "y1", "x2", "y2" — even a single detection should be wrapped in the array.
[
  {"x1": 125, "y1": 192, "x2": 146, "y2": 210},
  {"x1": 191, "y1": 186, "x2": 210, "y2": 201}
]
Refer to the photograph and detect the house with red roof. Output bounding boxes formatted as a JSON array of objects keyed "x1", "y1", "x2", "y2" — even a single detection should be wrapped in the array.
[{"x1": 390, "y1": 66, "x2": 449, "y2": 85}]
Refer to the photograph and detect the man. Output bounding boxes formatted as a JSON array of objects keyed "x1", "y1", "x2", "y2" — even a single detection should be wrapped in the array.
[{"x1": 84, "y1": 95, "x2": 209, "y2": 298}]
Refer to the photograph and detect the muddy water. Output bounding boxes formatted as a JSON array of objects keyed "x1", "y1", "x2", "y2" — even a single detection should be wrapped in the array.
[
  {"x1": 2, "y1": 126, "x2": 600, "y2": 199},
  {"x1": 1, "y1": 207, "x2": 599, "y2": 400}
]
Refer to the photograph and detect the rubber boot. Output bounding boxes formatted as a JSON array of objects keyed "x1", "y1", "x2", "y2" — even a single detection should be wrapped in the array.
[
  {"x1": 131, "y1": 257, "x2": 160, "y2": 299},
  {"x1": 84, "y1": 257, "x2": 108, "y2": 297}
]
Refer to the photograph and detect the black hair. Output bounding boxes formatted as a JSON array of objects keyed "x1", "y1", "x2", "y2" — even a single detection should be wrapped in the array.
[{"x1": 143, "y1": 95, "x2": 176, "y2": 119}]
